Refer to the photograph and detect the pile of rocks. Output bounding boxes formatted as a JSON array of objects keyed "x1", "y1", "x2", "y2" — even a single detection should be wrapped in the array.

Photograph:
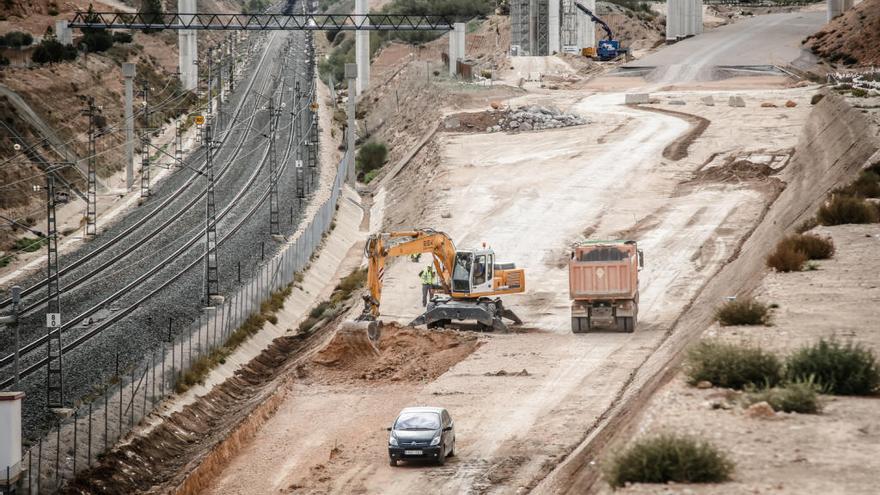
[{"x1": 488, "y1": 105, "x2": 588, "y2": 133}]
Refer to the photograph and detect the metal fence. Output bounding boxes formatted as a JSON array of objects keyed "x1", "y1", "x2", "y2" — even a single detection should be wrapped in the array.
[{"x1": 2, "y1": 140, "x2": 351, "y2": 493}]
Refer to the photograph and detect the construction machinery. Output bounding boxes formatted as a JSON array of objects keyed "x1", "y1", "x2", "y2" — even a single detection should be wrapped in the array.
[
  {"x1": 575, "y1": 2, "x2": 625, "y2": 61},
  {"x1": 348, "y1": 229, "x2": 526, "y2": 335},
  {"x1": 569, "y1": 240, "x2": 643, "y2": 333}
]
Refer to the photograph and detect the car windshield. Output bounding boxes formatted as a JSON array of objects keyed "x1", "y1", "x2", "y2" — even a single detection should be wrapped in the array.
[{"x1": 394, "y1": 412, "x2": 440, "y2": 430}]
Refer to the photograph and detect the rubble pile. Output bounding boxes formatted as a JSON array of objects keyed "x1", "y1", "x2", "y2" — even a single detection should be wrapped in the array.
[{"x1": 488, "y1": 105, "x2": 588, "y2": 133}]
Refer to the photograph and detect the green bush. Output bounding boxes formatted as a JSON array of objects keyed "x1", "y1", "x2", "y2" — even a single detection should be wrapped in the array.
[
  {"x1": 714, "y1": 298, "x2": 770, "y2": 326},
  {"x1": 0, "y1": 55, "x2": 9, "y2": 67},
  {"x1": 363, "y1": 169, "x2": 380, "y2": 184},
  {"x1": 356, "y1": 141, "x2": 388, "y2": 176},
  {"x1": 13, "y1": 237, "x2": 48, "y2": 253},
  {"x1": 786, "y1": 339, "x2": 880, "y2": 395},
  {"x1": 377, "y1": 0, "x2": 495, "y2": 44},
  {"x1": 606, "y1": 434, "x2": 733, "y2": 487},
  {"x1": 32, "y1": 38, "x2": 78, "y2": 64},
  {"x1": 0, "y1": 31, "x2": 34, "y2": 47},
  {"x1": 112, "y1": 32, "x2": 133, "y2": 44},
  {"x1": 817, "y1": 194, "x2": 878, "y2": 225},
  {"x1": 744, "y1": 380, "x2": 822, "y2": 414},
  {"x1": 686, "y1": 340, "x2": 782, "y2": 389}
]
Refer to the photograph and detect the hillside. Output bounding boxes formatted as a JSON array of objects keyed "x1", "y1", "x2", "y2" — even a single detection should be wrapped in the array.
[{"x1": 804, "y1": 0, "x2": 880, "y2": 66}]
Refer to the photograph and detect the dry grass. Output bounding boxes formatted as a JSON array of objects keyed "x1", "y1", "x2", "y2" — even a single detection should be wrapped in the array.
[{"x1": 175, "y1": 285, "x2": 292, "y2": 393}]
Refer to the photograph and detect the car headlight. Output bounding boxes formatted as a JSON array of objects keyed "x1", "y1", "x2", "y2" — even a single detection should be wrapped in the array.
[
  {"x1": 430, "y1": 435, "x2": 441, "y2": 446},
  {"x1": 389, "y1": 435, "x2": 398, "y2": 446}
]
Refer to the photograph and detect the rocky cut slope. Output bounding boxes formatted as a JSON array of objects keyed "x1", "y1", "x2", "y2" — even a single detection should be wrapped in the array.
[{"x1": 803, "y1": 0, "x2": 880, "y2": 67}]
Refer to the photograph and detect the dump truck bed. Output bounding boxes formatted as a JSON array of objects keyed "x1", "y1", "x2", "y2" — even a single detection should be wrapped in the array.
[{"x1": 569, "y1": 242, "x2": 639, "y2": 301}]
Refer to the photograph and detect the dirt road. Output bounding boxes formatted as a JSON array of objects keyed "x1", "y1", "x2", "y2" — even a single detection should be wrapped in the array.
[{"x1": 203, "y1": 83, "x2": 814, "y2": 493}]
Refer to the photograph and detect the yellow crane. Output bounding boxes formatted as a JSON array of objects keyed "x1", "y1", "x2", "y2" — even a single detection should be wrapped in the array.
[{"x1": 350, "y1": 229, "x2": 526, "y2": 334}]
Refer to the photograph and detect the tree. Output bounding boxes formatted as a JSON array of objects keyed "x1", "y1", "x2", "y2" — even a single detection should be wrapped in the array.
[
  {"x1": 32, "y1": 39, "x2": 78, "y2": 64},
  {"x1": 82, "y1": 5, "x2": 114, "y2": 52},
  {"x1": 0, "y1": 31, "x2": 34, "y2": 47},
  {"x1": 140, "y1": 0, "x2": 164, "y2": 32}
]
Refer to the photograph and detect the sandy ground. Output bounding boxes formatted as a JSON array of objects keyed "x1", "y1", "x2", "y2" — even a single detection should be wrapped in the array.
[
  {"x1": 202, "y1": 80, "x2": 817, "y2": 493},
  {"x1": 597, "y1": 224, "x2": 880, "y2": 495}
]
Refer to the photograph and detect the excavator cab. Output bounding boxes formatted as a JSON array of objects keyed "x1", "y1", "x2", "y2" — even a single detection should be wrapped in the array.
[{"x1": 451, "y1": 249, "x2": 495, "y2": 295}]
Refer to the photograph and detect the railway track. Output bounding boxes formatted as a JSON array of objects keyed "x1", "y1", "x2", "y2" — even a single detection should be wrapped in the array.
[
  {"x1": 0, "y1": 30, "x2": 275, "y2": 314},
  {"x1": 0, "y1": 34, "x2": 316, "y2": 389}
]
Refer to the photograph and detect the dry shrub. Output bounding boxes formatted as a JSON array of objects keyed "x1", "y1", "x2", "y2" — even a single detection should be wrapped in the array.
[
  {"x1": 817, "y1": 195, "x2": 879, "y2": 225},
  {"x1": 715, "y1": 298, "x2": 771, "y2": 326},
  {"x1": 606, "y1": 434, "x2": 734, "y2": 487},
  {"x1": 785, "y1": 233, "x2": 835, "y2": 259},
  {"x1": 766, "y1": 243, "x2": 808, "y2": 272},
  {"x1": 767, "y1": 233, "x2": 834, "y2": 272}
]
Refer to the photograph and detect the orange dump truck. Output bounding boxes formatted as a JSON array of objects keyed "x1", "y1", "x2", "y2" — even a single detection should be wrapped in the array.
[{"x1": 569, "y1": 240, "x2": 643, "y2": 333}]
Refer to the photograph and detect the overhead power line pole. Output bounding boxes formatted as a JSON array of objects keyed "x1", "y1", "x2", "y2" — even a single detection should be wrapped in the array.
[
  {"x1": 84, "y1": 97, "x2": 99, "y2": 238},
  {"x1": 140, "y1": 81, "x2": 151, "y2": 198},
  {"x1": 45, "y1": 173, "x2": 64, "y2": 408},
  {"x1": 204, "y1": 121, "x2": 219, "y2": 302},
  {"x1": 268, "y1": 98, "x2": 280, "y2": 236}
]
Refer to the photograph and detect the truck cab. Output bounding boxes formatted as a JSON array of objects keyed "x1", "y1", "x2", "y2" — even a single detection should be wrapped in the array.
[{"x1": 569, "y1": 240, "x2": 643, "y2": 333}]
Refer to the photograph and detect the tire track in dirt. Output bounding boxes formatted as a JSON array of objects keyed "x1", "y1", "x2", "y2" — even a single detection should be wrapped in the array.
[{"x1": 628, "y1": 104, "x2": 711, "y2": 161}]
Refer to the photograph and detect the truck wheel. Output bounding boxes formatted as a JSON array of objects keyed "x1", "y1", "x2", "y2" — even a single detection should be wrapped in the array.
[
  {"x1": 571, "y1": 317, "x2": 581, "y2": 333},
  {"x1": 617, "y1": 317, "x2": 635, "y2": 333}
]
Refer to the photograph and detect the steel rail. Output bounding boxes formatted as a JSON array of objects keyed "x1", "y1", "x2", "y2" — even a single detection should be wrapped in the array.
[
  {"x1": 0, "y1": 65, "x2": 313, "y2": 376},
  {"x1": 0, "y1": 31, "x2": 276, "y2": 313},
  {"x1": 0, "y1": 76, "x2": 316, "y2": 389}
]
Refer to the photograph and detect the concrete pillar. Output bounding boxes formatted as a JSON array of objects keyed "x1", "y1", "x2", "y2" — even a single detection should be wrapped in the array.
[
  {"x1": 686, "y1": 0, "x2": 694, "y2": 36},
  {"x1": 549, "y1": 0, "x2": 560, "y2": 54},
  {"x1": 666, "y1": 0, "x2": 676, "y2": 42},
  {"x1": 0, "y1": 392, "x2": 24, "y2": 485},
  {"x1": 178, "y1": 0, "x2": 198, "y2": 91},
  {"x1": 577, "y1": 0, "x2": 596, "y2": 49},
  {"x1": 696, "y1": 0, "x2": 703, "y2": 34},
  {"x1": 55, "y1": 20, "x2": 72, "y2": 45},
  {"x1": 123, "y1": 63, "x2": 136, "y2": 191},
  {"x1": 448, "y1": 23, "x2": 465, "y2": 76},
  {"x1": 827, "y1": 0, "x2": 842, "y2": 21},
  {"x1": 344, "y1": 63, "x2": 357, "y2": 185},
  {"x1": 355, "y1": 0, "x2": 370, "y2": 95}
]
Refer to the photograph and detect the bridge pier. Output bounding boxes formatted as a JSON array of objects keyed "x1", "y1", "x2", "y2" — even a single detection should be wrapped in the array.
[{"x1": 178, "y1": 0, "x2": 198, "y2": 91}]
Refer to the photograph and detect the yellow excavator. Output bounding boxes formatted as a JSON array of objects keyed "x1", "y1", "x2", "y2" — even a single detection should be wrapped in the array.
[{"x1": 347, "y1": 229, "x2": 526, "y2": 335}]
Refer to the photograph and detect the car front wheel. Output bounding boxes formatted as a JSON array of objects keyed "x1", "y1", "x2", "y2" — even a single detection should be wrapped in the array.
[
  {"x1": 448, "y1": 438, "x2": 455, "y2": 457},
  {"x1": 437, "y1": 448, "x2": 446, "y2": 466},
  {"x1": 389, "y1": 458, "x2": 397, "y2": 467}
]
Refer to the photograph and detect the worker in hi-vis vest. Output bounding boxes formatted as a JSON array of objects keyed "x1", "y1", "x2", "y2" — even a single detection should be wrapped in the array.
[{"x1": 419, "y1": 265, "x2": 437, "y2": 306}]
